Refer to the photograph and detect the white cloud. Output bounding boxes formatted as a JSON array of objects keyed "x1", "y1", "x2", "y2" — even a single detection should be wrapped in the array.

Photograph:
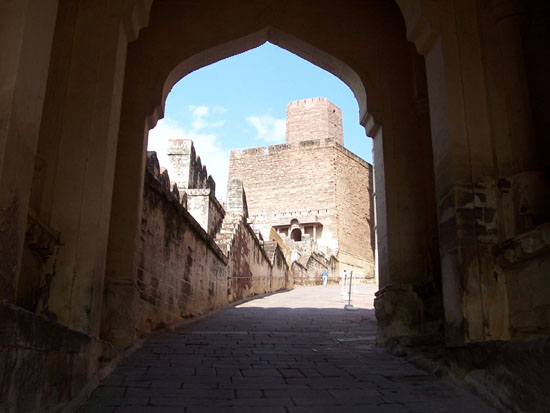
[
  {"x1": 188, "y1": 104, "x2": 227, "y2": 131},
  {"x1": 213, "y1": 105, "x2": 227, "y2": 114},
  {"x1": 189, "y1": 104, "x2": 209, "y2": 118},
  {"x1": 246, "y1": 114, "x2": 286, "y2": 143},
  {"x1": 192, "y1": 117, "x2": 207, "y2": 131},
  {"x1": 147, "y1": 111, "x2": 230, "y2": 201}
]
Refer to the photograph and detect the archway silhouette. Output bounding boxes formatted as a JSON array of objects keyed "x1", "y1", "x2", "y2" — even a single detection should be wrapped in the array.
[
  {"x1": 147, "y1": 41, "x2": 374, "y2": 201},
  {"x1": 103, "y1": 0, "x2": 441, "y2": 349},
  {"x1": 4, "y1": 2, "x2": 548, "y2": 410}
]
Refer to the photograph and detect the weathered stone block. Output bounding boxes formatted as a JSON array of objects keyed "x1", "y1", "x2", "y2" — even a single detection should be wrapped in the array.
[{"x1": 375, "y1": 285, "x2": 423, "y2": 344}]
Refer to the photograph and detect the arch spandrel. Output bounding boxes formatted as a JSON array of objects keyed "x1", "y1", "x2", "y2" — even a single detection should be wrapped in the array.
[
  {"x1": 123, "y1": 0, "x2": 418, "y2": 135},
  {"x1": 161, "y1": 26, "x2": 371, "y2": 133}
]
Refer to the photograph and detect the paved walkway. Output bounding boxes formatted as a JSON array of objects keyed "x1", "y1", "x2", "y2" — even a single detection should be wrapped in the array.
[{"x1": 81, "y1": 285, "x2": 495, "y2": 412}]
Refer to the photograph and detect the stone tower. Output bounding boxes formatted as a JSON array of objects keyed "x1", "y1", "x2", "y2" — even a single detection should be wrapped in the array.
[
  {"x1": 228, "y1": 98, "x2": 374, "y2": 281},
  {"x1": 286, "y1": 97, "x2": 344, "y2": 145}
]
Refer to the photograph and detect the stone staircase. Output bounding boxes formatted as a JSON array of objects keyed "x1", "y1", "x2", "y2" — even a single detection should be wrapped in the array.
[
  {"x1": 214, "y1": 213, "x2": 242, "y2": 253},
  {"x1": 262, "y1": 241, "x2": 278, "y2": 264}
]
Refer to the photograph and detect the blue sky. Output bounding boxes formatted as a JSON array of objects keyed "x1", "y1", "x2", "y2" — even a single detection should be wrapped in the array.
[{"x1": 148, "y1": 42, "x2": 372, "y2": 200}]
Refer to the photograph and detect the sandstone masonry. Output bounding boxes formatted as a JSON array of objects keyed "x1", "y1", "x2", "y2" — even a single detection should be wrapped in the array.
[
  {"x1": 135, "y1": 150, "x2": 292, "y2": 335},
  {"x1": 228, "y1": 98, "x2": 375, "y2": 282}
]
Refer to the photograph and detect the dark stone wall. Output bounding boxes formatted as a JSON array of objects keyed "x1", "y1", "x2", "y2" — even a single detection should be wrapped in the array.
[{"x1": 0, "y1": 303, "x2": 115, "y2": 412}]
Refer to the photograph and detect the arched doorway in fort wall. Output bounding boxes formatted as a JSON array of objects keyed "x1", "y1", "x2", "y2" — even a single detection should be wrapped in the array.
[
  {"x1": 4, "y1": 2, "x2": 549, "y2": 410},
  {"x1": 101, "y1": 1, "x2": 443, "y2": 349}
]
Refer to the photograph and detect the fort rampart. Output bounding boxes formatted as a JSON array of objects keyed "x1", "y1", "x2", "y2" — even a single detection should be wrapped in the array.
[
  {"x1": 229, "y1": 137, "x2": 375, "y2": 280},
  {"x1": 0, "y1": 150, "x2": 292, "y2": 412},
  {"x1": 136, "y1": 153, "x2": 292, "y2": 334}
]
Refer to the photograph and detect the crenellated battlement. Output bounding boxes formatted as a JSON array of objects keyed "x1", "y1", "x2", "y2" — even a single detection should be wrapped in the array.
[
  {"x1": 149, "y1": 141, "x2": 224, "y2": 237},
  {"x1": 138, "y1": 148, "x2": 292, "y2": 351},
  {"x1": 230, "y1": 138, "x2": 339, "y2": 159},
  {"x1": 286, "y1": 97, "x2": 331, "y2": 107},
  {"x1": 167, "y1": 139, "x2": 216, "y2": 196},
  {"x1": 146, "y1": 151, "x2": 183, "y2": 203},
  {"x1": 229, "y1": 138, "x2": 370, "y2": 169}
]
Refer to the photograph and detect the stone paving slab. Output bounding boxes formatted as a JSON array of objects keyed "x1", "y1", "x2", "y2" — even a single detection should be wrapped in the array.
[{"x1": 80, "y1": 285, "x2": 496, "y2": 412}]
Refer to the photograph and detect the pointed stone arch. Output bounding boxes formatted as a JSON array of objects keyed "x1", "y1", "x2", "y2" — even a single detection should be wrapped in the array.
[
  {"x1": 157, "y1": 26, "x2": 371, "y2": 132},
  {"x1": 103, "y1": 0, "x2": 441, "y2": 348},
  {"x1": 3, "y1": 1, "x2": 549, "y2": 410}
]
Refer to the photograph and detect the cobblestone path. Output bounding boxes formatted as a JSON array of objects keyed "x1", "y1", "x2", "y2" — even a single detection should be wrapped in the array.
[{"x1": 80, "y1": 285, "x2": 495, "y2": 412}]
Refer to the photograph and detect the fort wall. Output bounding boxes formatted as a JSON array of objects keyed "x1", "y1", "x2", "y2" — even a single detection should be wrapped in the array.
[
  {"x1": 291, "y1": 252, "x2": 329, "y2": 286},
  {"x1": 136, "y1": 154, "x2": 291, "y2": 335},
  {"x1": 228, "y1": 137, "x2": 374, "y2": 280},
  {"x1": 223, "y1": 214, "x2": 290, "y2": 302},
  {"x1": 166, "y1": 140, "x2": 223, "y2": 236},
  {"x1": 229, "y1": 139, "x2": 338, "y2": 214},
  {"x1": 168, "y1": 139, "x2": 214, "y2": 193},
  {"x1": 229, "y1": 139, "x2": 339, "y2": 252},
  {"x1": 137, "y1": 170, "x2": 228, "y2": 333},
  {"x1": 334, "y1": 143, "x2": 375, "y2": 279}
]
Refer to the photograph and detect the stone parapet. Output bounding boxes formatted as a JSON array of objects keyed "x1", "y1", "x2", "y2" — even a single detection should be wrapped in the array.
[
  {"x1": 185, "y1": 188, "x2": 225, "y2": 237},
  {"x1": 230, "y1": 137, "x2": 339, "y2": 160},
  {"x1": 136, "y1": 163, "x2": 292, "y2": 337},
  {"x1": 167, "y1": 139, "x2": 216, "y2": 196},
  {"x1": 226, "y1": 178, "x2": 249, "y2": 217}
]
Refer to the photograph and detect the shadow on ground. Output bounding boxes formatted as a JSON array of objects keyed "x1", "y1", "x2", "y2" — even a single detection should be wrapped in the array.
[{"x1": 80, "y1": 288, "x2": 495, "y2": 412}]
